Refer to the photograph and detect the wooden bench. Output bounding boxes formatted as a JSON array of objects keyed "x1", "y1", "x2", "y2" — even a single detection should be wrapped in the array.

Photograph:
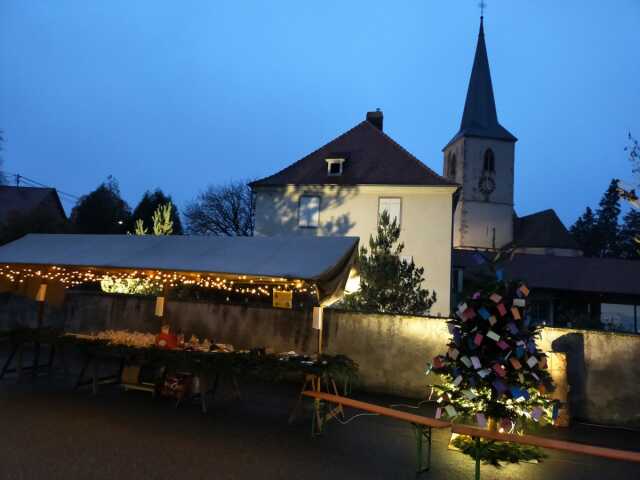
[
  {"x1": 451, "y1": 424, "x2": 640, "y2": 480},
  {"x1": 302, "y1": 390, "x2": 450, "y2": 475}
]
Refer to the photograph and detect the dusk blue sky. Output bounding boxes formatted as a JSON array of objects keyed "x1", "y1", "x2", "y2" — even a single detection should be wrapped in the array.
[{"x1": 1, "y1": 1, "x2": 639, "y2": 226}]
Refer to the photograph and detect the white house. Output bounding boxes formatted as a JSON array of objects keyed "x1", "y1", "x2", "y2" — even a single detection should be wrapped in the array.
[{"x1": 250, "y1": 111, "x2": 458, "y2": 317}]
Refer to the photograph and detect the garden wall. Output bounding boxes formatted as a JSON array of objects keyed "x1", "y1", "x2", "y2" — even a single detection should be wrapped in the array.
[{"x1": 2, "y1": 291, "x2": 640, "y2": 426}]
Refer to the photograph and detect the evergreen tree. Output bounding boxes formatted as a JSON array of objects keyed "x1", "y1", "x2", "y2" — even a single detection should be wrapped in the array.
[
  {"x1": 430, "y1": 281, "x2": 557, "y2": 464},
  {"x1": 339, "y1": 211, "x2": 436, "y2": 315},
  {"x1": 619, "y1": 209, "x2": 640, "y2": 259},
  {"x1": 595, "y1": 178, "x2": 621, "y2": 257},
  {"x1": 131, "y1": 189, "x2": 183, "y2": 235},
  {"x1": 71, "y1": 176, "x2": 131, "y2": 234},
  {"x1": 570, "y1": 207, "x2": 599, "y2": 257},
  {"x1": 0, "y1": 129, "x2": 6, "y2": 185}
]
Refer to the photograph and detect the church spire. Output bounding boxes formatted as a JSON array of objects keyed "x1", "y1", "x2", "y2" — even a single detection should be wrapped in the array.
[{"x1": 445, "y1": 16, "x2": 516, "y2": 148}]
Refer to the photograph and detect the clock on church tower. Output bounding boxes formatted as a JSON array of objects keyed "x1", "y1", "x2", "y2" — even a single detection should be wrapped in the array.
[{"x1": 443, "y1": 16, "x2": 517, "y2": 251}]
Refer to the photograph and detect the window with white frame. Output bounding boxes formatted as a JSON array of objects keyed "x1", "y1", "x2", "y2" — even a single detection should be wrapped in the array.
[
  {"x1": 325, "y1": 158, "x2": 345, "y2": 176},
  {"x1": 378, "y1": 197, "x2": 401, "y2": 226},
  {"x1": 298, "y1": 195, "x2": 320, "y2": 228}
]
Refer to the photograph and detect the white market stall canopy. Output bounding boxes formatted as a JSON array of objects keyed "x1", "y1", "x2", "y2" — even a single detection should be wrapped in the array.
[{"x1": 0, "y1": 234, "x2": 359, "y2": 305}]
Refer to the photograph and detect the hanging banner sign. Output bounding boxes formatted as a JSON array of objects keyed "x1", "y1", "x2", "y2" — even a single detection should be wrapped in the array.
[{"x1": 273, "y1": 290, "x2": 293, "y2": 309}]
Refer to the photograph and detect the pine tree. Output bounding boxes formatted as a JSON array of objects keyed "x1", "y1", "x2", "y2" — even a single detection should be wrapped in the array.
[
  {"x1": 619, "y1": 209, "x2": 640, "y2": 259},
  {"x1": 71, "y1": 176, "x2": 131, "y2": 234},
  {"x1": 429, "y1": 281, "x2": 556, "y2": 464},
  {"x1": 595, "y1": 179, "x2": 621, "y2": 257},
  {"x1": 570, "y1": 207, "x2": 599, "y2": 257},
  {"x1": 339, "y1": 211, "x2": 436, "y2": 315}
]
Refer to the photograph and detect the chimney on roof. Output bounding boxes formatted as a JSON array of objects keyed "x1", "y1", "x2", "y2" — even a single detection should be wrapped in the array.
[{"x1": 366, "y1": 109, "x2": 383, "y2": 131}]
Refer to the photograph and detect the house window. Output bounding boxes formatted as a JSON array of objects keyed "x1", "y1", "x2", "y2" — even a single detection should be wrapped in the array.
[
  {"x1": 325, "y1": 158, "x2": 345, "y2": 176},
  {"x1": 447, "y1": 153, "x2": 457, "y2": 178},
  {"x1": 298, "y1": 195, "x2": 320, "y2": 228},
  {"x1": 483, "y1": 149, "x2": 495, "y2": 173},
  {"x1": 378, "y1": 197, "x2": 401, "y2": 226}
]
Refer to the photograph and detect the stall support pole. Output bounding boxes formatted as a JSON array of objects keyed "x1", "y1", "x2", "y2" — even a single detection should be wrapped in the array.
[{"x1": 32, "y1": 283, "x2": 47, "y2": 380}]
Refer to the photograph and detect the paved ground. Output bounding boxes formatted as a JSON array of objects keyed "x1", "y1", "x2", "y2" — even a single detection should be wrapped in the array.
[{"x1": 1, "y1": 360, "x2": 639, "y2": 479}]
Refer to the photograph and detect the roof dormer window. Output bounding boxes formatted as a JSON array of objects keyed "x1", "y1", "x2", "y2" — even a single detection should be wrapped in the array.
[{"x1": 325, "y1": 158, "x2": 345, "y2": 176}]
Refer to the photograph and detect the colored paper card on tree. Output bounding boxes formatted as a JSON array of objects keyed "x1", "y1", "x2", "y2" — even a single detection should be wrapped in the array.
[
  {"x1": 453, "y1": 375, "x2": 463, "y2": 386},
  {"x1": 472, "y1": 291, "x2": 481, "y2": 300},
  {"x1": 432, "y1": 356, "x2": 444, "y2": 369},
  {"x1": 478, "y1": 307, "x2": 490, "y2": 320},
  {"x1": 471, "y1": 356, "x2": 482, "y2": 369},
  {"x1": 448, "y1": 348, "x2": 459, "y2": 360},
  {"x1": 497, "y1": 340, "x2": 509, "y2": 350},
  {"x1": 539, "y1": 356, "x2": 548, "y2": 369},
  {"x1": 511, "y1": 307, "x2": 522, "y2": 320},
  {"x1": 492, "y1": 379, "x2": 507, "y2": 393},
  {"x1": 463, "y1": 389, "x2": 477, "y2": 400},
  {"x1": 531, "y1": 372, "x2": 540, "y2": 381},
  {"x1": 463, "y1": 307, "x2": 477, "y2": 320},
  {"x1": 445, "y1": 405, "x2": 458, "y2": 417},
  {"x1": 490, "y1": 293, "x2": 502, "y2": 304},
  {"x1": 496, "y1": 269, "x2": 504, "y2": 281},
  {"x1": 478, "y1": 368, "x2": 491, "y2": 378},
  {"x1": 518, "y1": 373, "x2": 524, "y2": 383},
  {"x1": 460, "y1": 356, "x2": 472, "y2": 368},
  {"x1": 527, "y1": 356, "x2": 538, "y2": 368},
  {"x1": 515, "y1": 346, "x2": 525, "y2": 358},
  {"x1": 509, "y1": 357, "x2": 522, "y2": 370},
  {"x1": 489, "y1": 315, "x2": 497, "y2": 326},
  {"x1": 531, "y1": 406, "x2": 543, "y2": 422},
  {"x1": 474, "y1": 333, "x2": 484, "y2": 346},
  {"x1": 486, "y1": 330, "x2": 500, "y2": 342},
  {"x1": 507, "y1": 322, "x2": 518, "y2": 335},
  {"x1": 435, "y1": 407, "x2": 442, "y2": 419},
  {"x1": 510, "y1": 387, "x2": 524, "y2": 400},
  {"x1": 493, "y1": 364, "x2": 506, "y2": 377},
  {"x1": 497, "y1": 303, "x2": 507, "y2": 316},
  {"x1": 519, "y1": 285, "x2": 530, "y2": 297},
  {"x1": 476, "y1": 413, "x2": 487, "y2": 428},
  {"x1": 513, "y1": 298, "x2": 526, "y2": 308}
]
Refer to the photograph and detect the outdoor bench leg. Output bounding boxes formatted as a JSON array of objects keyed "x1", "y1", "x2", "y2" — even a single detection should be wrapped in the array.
[
  {"x1": 0, "y1": 344, "x2": 18, "y2": 379},
  {"x1": 413, "y1": 424, "x2": 432, "y2": 476},
  {"x1": 474, "y1": 436, "x2": 482, "y2": 480},
  {"x1": 75, "y1": 354, "x2": 91, "y2": 390}
]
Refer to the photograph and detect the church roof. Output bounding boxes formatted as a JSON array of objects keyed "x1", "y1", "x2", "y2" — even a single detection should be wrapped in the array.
[
  {"x1": 250, "y1": 115, "x2": 457, "y2": 188},
  {"x1": 445, "y1": 18, "x2": 517, "y2": 149},
  {"x1": 513, "y1": 209, "x2": 581, "y2": 251}
]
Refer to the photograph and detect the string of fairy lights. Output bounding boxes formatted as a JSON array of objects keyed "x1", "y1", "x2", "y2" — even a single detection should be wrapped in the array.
[{"x1": 0, "y1": 264, "x2": 316, "y2": 298}]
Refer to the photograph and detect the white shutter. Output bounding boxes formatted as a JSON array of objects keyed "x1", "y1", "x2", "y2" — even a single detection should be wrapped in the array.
[{"x1": 378, "y1": 198, "x2": 401, "y2": 226}]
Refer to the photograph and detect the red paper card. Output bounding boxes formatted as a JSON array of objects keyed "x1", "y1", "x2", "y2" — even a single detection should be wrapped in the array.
[{"x1": 497, "y1": 303, "x2": 507, "y2": 316}]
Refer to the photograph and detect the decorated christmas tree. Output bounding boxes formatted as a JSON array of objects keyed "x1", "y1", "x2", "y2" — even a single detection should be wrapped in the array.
[{"x1": 429, "y1": 278, "x2": 558, "y2": 465}]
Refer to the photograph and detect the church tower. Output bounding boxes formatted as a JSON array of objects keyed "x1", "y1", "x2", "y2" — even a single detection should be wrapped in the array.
[{"x1": 443, "y1": 17, "x2": 517, "y2": 250}]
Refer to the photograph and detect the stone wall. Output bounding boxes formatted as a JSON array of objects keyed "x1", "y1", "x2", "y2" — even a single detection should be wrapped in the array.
[{"x1": 2, "y1": 292, "x2": 639, "y2": 426}]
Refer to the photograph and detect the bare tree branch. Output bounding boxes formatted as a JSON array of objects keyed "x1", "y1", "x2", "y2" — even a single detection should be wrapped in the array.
[{"x1": 184, "y1": 181, "x2": 254, "y2": 236}]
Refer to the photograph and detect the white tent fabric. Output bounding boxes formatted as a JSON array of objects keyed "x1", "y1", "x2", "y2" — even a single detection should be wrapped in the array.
[{"x1": 0, "y1": 234, "x2": 359, "y2": 303}]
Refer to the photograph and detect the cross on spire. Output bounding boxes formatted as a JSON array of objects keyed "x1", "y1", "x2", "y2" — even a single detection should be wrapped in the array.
[{"x1": 479, "y1": 1, "x2": 487, "y2": 18}]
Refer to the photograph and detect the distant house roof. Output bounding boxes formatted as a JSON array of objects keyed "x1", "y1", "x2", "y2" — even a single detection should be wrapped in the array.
[
  {"x1": 445, "y1": 18, "x2": 516, "y2": 149},
  {"x1": 513, "y1": 209, "x2": 581, "y2": 251},
  {"x1": 0, "y1": 186, "x2": 66, "y2": 225},
  {"x1": 453, "y1": 249, "x2": 640, "y2": 298},
  {"x1": 250, "y1": 116, "x2": 457, "y2": 188}
]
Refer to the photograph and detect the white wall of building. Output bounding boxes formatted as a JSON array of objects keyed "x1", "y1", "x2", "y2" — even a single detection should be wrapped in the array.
[{"x1": 253, "y1": 184, "x2": 457, "y2": 316}]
